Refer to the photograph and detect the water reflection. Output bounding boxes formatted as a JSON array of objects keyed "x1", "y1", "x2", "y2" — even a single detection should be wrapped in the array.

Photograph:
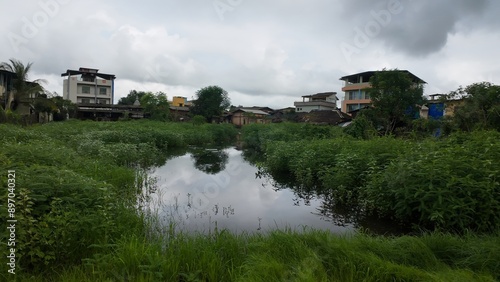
[
  {"x1": 190, "y1": 148, "x2": 229, "y2": 174},
  {"x1": 146, "y1": 147, "x2": 402, "y2": 235}
]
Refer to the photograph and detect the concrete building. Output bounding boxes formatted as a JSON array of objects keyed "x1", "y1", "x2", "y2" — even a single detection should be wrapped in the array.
[
  {"x1": 231, "y1": 108, "x2": 269, "y2": 126},
  {"x1": 61, "y1": 67, "x2": 116, "y2": 105},
  {"x1": 0, "y1": 69, "x2": 16, "y2": 109},
  {"x1": 171, "y1": 96, "x2": 188, "y2": 107},
  {"x1": 294, "y1": 92, "x2": 338, "y2": 113},
  {"x1": 340, "y1": 70, "x2": 425, "y2": 113}
]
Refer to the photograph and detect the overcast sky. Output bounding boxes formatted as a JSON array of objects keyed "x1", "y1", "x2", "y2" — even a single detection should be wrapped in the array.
[{"x1": 2, "y1": 0, "x2": 500, "y2": 109}]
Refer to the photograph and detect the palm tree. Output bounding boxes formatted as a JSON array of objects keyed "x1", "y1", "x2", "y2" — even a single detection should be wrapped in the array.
[{"x1": 0, "y1": 59, "x2": 46, "y2": 111}]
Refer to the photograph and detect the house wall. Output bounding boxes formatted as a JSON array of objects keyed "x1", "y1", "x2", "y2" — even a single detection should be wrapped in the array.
[
  {"x1": 63, "y1": 77, "x2": 113, "y2": 104},
  {"x1": 295, "y1": 104, "x2": 337, "y2": 113},
  {"x1": 231, "y1": 112, "x2": 267, "y2": 126},
  {"x1": 172, "y1": 96, "x2": 187, "y2": 107},
  {"x1": 341, "y1": 82, "x2": 372, "y2": 113}
]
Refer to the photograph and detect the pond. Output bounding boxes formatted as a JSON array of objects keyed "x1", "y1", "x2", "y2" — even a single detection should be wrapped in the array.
[{"x1": 146, "y1": 147, "x2": 400, "y2": 235}]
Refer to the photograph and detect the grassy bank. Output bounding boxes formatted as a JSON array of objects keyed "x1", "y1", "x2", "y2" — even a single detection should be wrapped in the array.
[
  {"x1": 243, "y1": 123, "x2": 500, "y2": 234},
  {"x1": 1, "y1": 121, "x2": 499, "y2": 281},
  {"x1": 16, "y1": 230, "x2": 500, "y2": 281}
]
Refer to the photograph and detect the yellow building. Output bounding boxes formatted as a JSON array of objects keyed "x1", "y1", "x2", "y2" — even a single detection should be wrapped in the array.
[{"x1": 172, "y1": 96, "x2": 188, "y2": 107}]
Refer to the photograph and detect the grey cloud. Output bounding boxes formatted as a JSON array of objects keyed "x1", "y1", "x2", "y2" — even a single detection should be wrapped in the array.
[{"x1": 342, "y1": 0, "x2": 490, "y2": 56}]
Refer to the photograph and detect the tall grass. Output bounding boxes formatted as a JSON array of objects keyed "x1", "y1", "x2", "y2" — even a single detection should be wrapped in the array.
[
  {"x1": 244, "y1": 124, "x2": 500, "y2": 233},
  {"x1": 1, "y1": 121, "x2": 498, "y2": 281},
  {"x1": 11, "y1": 230, "x2": 500, "y2": 281},
  {"x1": 0, "y1": 120, "x2": 237, "y2": 277}
]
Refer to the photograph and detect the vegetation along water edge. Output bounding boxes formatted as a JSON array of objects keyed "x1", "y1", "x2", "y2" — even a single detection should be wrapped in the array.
[{"x1": 0, "y1": 120, "x2": 498, "y2": 281}]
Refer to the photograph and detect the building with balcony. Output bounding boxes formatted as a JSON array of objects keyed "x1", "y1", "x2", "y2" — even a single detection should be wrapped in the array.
[
  {"x1": 61, "y1": 67, "x2": 116, "y2": 105},
  {"x1": 294, "y1": 92, "x2": 338, "y2": 113},
  {"x1": 340, "y1": 70, "x2": 425, "y2": 113}
]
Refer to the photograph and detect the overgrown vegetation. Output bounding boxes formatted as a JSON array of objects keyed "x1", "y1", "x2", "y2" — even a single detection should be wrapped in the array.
[
  {"x1": 242, "y1": 123, "x2": 500, "y2": 234},
  {"x1": 0, "y1": 121, "x2": 237, "y2": 279},
  {"x1": 1, "y1": 119, "x2": 498, "y2": 280}
]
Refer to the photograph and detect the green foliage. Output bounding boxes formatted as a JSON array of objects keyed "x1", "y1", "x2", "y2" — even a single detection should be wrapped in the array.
[
  {"x1": 368, "y1": 69, "x2": 425, "y2": 135},
  {"x1": 343, "y1": 113, "x2": 378, "y2": 139},
  {"x1": 0, "y1": 121, "x2": 499, "y2": 281},
  {"x1": 246, "y1": 123, "x2": 500, "y2": 234},
  {"x1": 241, "y1": 122, "x2": 347, "y2": 151},
  {"x1": 364, "y1": 131, "x2": 500, "y2": 233},
  {"x1": 450, "y1": 82, "x2": 500, "y2": 131},
  {"x1": 0, "y1": 120, "x2": 238, "y2": 275},
  {"x1": 51, "y1": 95, "x2": 77, "y2": 121},
  {"x1": 14, "y1": 230, "x2": 499, "y2": 281},
  {"x1": 191, "y1": 114, "x2": 206, "y2": 125},
  {"x1": 140, "y1": 91, "x2": 170, "y2": 121},
  {"x1": 118, "y1": 90, "x2": 148, "y2": 105},
  {"x1": 190, "y1": 85, "x2": 230, "y2": 122}
]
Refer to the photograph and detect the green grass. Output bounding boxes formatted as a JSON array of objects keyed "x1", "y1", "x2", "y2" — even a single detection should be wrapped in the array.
[
  {"x1": 9, "y1": 230, "x2": 500, "y2": 281},
  {"x1": 0, "y1": 121, "x2": 499, "y2": 281}
]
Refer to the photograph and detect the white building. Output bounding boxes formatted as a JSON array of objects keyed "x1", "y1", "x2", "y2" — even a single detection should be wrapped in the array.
[
  {"x1": 294, "y1": 92, "x2": 338, "y2": 113},
  {"x1": 61, "y1": 67, "x2": 116, "y2": 105}
]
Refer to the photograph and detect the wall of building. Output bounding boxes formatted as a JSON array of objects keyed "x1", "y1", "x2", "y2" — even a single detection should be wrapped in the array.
[
  {"x1": 172, "y1": 96, "x2": 187, "y2": 107},
  {"x1": 231, "y1": 112, "x2": 267, "y2": 126},
  {"x1": 295, "y1": 104, "x2": 337, "y2": 113},
  {"x1": 63, "y1": 77, "x2": 113, "y2": 104}
]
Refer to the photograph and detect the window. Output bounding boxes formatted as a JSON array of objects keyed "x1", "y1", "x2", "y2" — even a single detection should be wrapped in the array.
[
  {"x1": 348, "y1": 91, "x2": 357, "y2": 100},
  {"x1": 82, "y1": 86, "x2": 91, "y2": 94},
  {"x1": 97, "y1": 99, "x2": 107, "y2": 104},
  {"x1": 99, "y1": 87, "x2": 107, "y2": 95},
  {"x1": 364, "y1": 91, "x2": 370, "y2": 100},
  {"x1": 347, "y1": 104, "x2": 361, "y2": 112},
  {"x1": 81, "y1": 98, "x2": 91, "y2": 104}
]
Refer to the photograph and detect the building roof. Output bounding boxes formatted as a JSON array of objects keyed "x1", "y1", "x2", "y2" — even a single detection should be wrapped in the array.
[
  {"x1": 302, "y1": 92, "x2": 338, "y2": 99},
  {"x1": 242, "y1": 106, "x2": 274, "y2": 113},
  {"x1": 339, "y1": 70, "x2": 426, "y2": 84},
  {"x1": 232, "y1": 108, "x2": 269, "y2": 115},
  {"x1": 61, "y1": 67, "x2": 116, "y2": 80},
  {"x1": 0, "y1": 69, "x2": 17, "y2": 77}
]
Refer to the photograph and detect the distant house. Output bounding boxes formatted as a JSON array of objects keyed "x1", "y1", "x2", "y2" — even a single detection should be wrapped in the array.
[
  {"x1": 340, "y1": 70, "x2": 426, "y2": 113},
  {"x1": 171, "y1": 96, "x2": 188, "y2": 107},
  {"x1": 0, "y1": 69, "x2": 16, "y2": 110},
  {"x1": 420, "y1": 94, "x2": 464, "y2": 119},
  {"x1": 239, "y1": 106, "x2": 274, "y2": 113},
  {"x1": 169, "y1": 105, "x2": 190, "y2": 121},
  {"x1": 61, "y1": 67, "x2": 116, "y2": 105},
  {"x1": 294, "y1": 92, "x2": 338, "y2": 113},
  {"x1": 231, "y1": 108, "x2": 270, "y2": 126}
]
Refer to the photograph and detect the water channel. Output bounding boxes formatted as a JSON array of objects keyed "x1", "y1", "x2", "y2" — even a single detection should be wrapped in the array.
[{"x1": 146, "y1": 146, "x2": 400, "y2": 235}]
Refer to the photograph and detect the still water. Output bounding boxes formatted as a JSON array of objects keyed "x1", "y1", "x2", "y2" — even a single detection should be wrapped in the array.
[{"x1": 147, "y1": 147, "x2": 393, "y2": 235}]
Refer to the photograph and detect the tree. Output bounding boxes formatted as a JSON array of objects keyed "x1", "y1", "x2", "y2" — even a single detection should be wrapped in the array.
[
  {"x1": 191, "y1": 148, "x2": 229, "y2": 174},
  {"x1": 118, "y1": 90, "x2": 148, "y2": 105},
  {"x1": 367, "y1": 69, "x2": 425, "y2": 135},
  {"x1": 450, "y1": 82, "x2": 500, "y2": 131},
  {"x1": 0, "y1": 59, "x2": 46, "y2": 111},
  {"x1": 140, "y1": 91, "x2": 170, "y2": 121},
  {"x1": 50, "y1": 94, "x2": 77, "y2": 121},
  {"x1": 191, "y1": 85, "x2": 230, "y2": 122}
]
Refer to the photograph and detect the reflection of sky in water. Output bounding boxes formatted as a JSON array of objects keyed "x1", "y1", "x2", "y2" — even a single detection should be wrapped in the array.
[{"x1": 149, "y1": 147, "x2": 355, "y2": 234}]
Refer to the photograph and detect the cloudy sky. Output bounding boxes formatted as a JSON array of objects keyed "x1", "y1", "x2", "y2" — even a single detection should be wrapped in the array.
[{"x1": 2, "y1": 0, "x2": 500, "y2": 109}]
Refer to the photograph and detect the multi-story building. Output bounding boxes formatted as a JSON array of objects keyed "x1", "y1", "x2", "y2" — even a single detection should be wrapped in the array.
[
  {"x1": 294, "y1": 92, "x2": 338, "y2": 113},
  {"x1": 61, "y1": 67, "x2": 116, "y2": 105},
  {"x1": 0, "y1": 69, "x2": 16, "y2": 109},
  {"x1": 340, "y1": 70, "x2": 425, "y2": 113}
]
